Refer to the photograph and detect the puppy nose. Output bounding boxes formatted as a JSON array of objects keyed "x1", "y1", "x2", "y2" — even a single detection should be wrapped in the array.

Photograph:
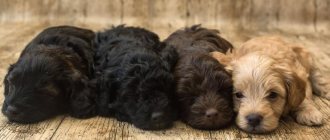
[
  {"x1": 205, "y1": 108, "x2": 218, "y2": 118},
  {"x1": 6, "y1": 105, "x2": 19, "y2": 116},
  {"x1": 151, "y1": 112, "x2": 164, "y2": 122},
  {"x1": 246, "y1": 113, "x2": 263, "y2": 127}
]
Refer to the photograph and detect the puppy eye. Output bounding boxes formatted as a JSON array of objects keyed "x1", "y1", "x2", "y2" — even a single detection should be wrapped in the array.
[
  {"x1": 267, "y1": 92, "x2": 278, "y2": 100},
  {"x1": 6, "y1": 76, "x2": 13, "y2": 84},
  {"x1": 7, "y1": 85, "x2": 14, "y2": 95},
  {"x1": 6, "y1": 79, "x2": 12, "y2": 84},
  {"x1": 235, "y1": 92, "x2": 244, "y2": 98}
]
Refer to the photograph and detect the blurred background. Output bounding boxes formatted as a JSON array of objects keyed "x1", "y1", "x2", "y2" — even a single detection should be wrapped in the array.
[
  {"x1": 1, "y1": 0, "x2": 329, "y2": 37},
  {"x1": 0, "y1": 0, "x2": 330, "y2": 139}
]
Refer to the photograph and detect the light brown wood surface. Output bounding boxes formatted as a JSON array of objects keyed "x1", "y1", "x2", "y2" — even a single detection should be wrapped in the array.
[{"x1": 0, "y1": 0, "x2": 329, "y2": 139}]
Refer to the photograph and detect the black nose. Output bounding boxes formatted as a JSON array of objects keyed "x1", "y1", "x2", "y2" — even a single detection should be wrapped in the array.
[
  {"x1": 246, "y1": 113, "x2": 263, "y2": 127},
  {"x1": 151, "y1": 112, "x2": 164, "y2": 123},
  {"x1": 205, "y1": 108, "x2": 218, "y2": 119},
  {"x1": 6, "y1": 105, "x2": 19, "y2": 117}
]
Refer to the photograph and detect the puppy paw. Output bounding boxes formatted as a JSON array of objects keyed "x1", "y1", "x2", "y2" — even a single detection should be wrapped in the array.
[{"x1": 295, "y1": 108, "x2": 323, "y2": 126}]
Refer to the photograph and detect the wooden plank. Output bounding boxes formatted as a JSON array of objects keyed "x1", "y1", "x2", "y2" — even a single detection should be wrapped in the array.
[
  {"x1": 121, "y1": 0, "x2": 150, "y2": 27},
  {"x1": 277, "y1": 0, "x2": 316, "y2": 34},
  {"x1": 146, "y1": 0, "x2": 188, "y2": 39},
  {"x1": 50, "y1": 117, "x2": 121, "y2": 140},
  {"x1": 1, "y1": 0, "x2": 330, "y2": 35},
  {"x1": 315, "y1": 0, "x2": 330, "y2": 33},
  {"x1": 0, "y1": 116, "x2": 65, "y2": 140},
  {"x1": 186, "y1": 0, "x2": 218, "y2": 27},
  {"x1": 83, "y1": 0, "x2": 122, "y2": 25},
  {"x1": 50, "y1": 117, "x2": 213, "y2": 140},
  {"x1": 120, "y1": 122, "x2": 212, "y2": 140}
]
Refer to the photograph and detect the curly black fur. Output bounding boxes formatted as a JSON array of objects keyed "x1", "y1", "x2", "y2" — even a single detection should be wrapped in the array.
[
  {"x1": 2, "y1": 26, "x2": 97, "y2": 123},
  {"x1": 165, "y1": 25, "x2": 234, "y2": 130},
  {"x1": 95, "y1": 25, "x2": 178, "y2": 130}
]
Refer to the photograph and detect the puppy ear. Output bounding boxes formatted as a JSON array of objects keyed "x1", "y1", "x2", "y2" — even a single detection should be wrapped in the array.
[
  {"x1": 210, "y1": 51, "x2": 233, "y2": 73},
  {"x1": 224, "y1": 65, "x2": 234, "y2": 74},
  {"x1": 275, "y1": 65, "x2": 306, "y2": 112}
]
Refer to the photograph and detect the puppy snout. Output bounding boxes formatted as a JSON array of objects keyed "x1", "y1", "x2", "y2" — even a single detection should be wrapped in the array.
[
  {"x1": 205, "y1": 108, "x2": 218, "y2": 119},
  {"x1": 5, "y1": 105, "x2": 19, "y2": 117},
  {"x1": 151, "y1": 112, "x2": 164, "y2": 123},
  {"x1": 246, "y1": 113, "x2": 263, "y2": 127}
]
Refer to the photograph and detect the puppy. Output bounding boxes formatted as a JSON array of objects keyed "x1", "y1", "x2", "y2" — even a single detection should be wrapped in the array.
[
  {"x1": 95, "y1": 25, "x2": 178, "y2": 130},
  {"x1": 2, "y1": 26, "x2": 97, "y2": 123},
  {"x1": 211, "y1": 36, "x2": 329, "y2": 133},
  {"x1": 165, "y1": 25, "x2": 234, "y2": 130}
]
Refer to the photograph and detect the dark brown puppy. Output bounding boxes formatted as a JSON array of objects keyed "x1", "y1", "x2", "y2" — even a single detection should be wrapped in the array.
[
  {"x1": 2, "y1": 26, "x2": 97, "y2": 123},
  {"x1": 164, "y1": 25, "x2": 234, "y2": 130}
]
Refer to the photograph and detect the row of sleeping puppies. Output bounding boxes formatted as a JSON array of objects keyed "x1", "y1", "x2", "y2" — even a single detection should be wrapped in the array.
[{"x1": 2, "y1": 25, "x2": 329, "y2": 134}]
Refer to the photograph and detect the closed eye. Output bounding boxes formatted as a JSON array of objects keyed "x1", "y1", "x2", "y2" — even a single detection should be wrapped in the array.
[
  {"x1": 6, "y1": 73, "x2": 17, "y2": 84},
  {"x1": 267, "y1": 91, "x2": 278, "y2": 101},
  {"x1": 6, "y1": 77, "x2": 13, "y2": 85},
  {"x1": 234, "y1": 91, "x2": 244, "y2": 98},
  {"x1": 6, "y1": 84, "x2": 15, "y2": 96}
]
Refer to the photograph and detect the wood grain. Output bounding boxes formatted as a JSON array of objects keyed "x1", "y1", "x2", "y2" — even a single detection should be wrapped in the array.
[
  {"x1": 0, "y1": 0, "x2": 329, "y2": 139},
  {"x1": 0, "y1": 0, "x2": 329, "y2": 35},
  {"x1": 0, "y1": 22, "x2": 329, "y2": 140}
]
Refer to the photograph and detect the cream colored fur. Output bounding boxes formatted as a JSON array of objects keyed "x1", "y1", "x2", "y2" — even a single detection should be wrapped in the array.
[{"x1": 211, "y1": 36, "x2": 329, "y2": 133}]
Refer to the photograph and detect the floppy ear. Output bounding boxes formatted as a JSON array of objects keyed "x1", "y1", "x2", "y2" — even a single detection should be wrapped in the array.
[
  {"x1": 275, "y1": 65, "x2": 306, "y2": 113},
  {"x1": 210, "y1": 51, "x2": 233, "y2": 73}
]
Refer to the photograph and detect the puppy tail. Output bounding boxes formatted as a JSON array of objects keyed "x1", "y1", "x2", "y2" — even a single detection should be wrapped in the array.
[{"x1": 307, "y1": 48, "x2": 330, "y2": 100}]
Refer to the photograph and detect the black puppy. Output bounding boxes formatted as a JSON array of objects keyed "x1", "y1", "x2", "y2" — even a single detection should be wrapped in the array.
[
  {"x1": 2, "y1": 26, "x2": 97, "y2": 123},
  {"x1": 165, "y1": 25, "x2": 234, "y2": 130},
  {"x1": 95, "y1": 25, "x2": 178, "y2": 130}
]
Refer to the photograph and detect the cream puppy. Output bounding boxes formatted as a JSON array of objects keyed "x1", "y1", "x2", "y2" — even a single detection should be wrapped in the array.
[{"x1": 211, "y1": 36, "x2": 330, "y2": 133}]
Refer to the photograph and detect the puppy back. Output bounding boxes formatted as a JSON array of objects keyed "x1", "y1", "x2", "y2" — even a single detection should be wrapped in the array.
[
  {"x1": 20, "y1": 26, "x2": 96, "y2": 77},
  {"x1": 94, "y1": 25, "x2": 160, "y2": 51},
  {"x1": 30, "y1": 26, "x2": 95, "y2": 47}
]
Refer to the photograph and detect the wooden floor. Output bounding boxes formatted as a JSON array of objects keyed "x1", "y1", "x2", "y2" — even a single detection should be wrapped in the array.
[{"x1": 0, "y1": 22, "x2": 329, "y2": 140}]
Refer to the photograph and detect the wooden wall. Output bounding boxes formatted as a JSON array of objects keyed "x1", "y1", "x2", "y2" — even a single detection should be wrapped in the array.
[{"x1": 0, "y1": 0, "x2": 329, "y2": 35}]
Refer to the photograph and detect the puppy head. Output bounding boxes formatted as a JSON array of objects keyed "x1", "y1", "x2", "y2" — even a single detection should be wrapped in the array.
[
  {"x1": 1, "y1": 45, "x2": 95, "y2": 123},
  {"x1": 109, "y1": 60, "x2": 177, "y2": 130},
  {"x1": 175, "y1": 54, "x2": 233, "y2": 130},
  {"x1": 2, "y1": 52, "x2": 67, "y2": 123},
  {"x1": 228, "y1": 53, "x2": 305, "y2": 133}
]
